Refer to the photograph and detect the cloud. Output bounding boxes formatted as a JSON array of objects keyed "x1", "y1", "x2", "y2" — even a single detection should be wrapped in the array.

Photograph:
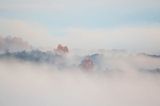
[
  {"x1": 0, "y1": 19, "x2": 59, "y2": 49},
  {"x1": 0, "y1": 0, "x2": 160, "y2": 13},
  {"x1": 62, "y1": 0, "x2": 160, "y2": 12},
  {"x1": 0, "y1": 36, "x2": 32, "y2": 53},
  {"x1": 0, "y1": 54, "x2": 160, "y2": 106},
  {"x1": 60, "y1": 26, "x2": 160, "y2": 53},
  {"x1": 0, "y1": 45, "x2": 160, "y2": 72},
  {"x1": 0, "y1": 18, "x2": 160, "y2": 53},
  {"x1": 0, "y1": 34, "x2": 160, "y2": 106},
  {"x1": 0, "y1": 1, "x2": 64, "y2": 12}
]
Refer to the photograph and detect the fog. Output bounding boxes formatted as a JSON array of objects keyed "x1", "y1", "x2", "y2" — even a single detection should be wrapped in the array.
[
  {"x1": 0, "y1": 52, "x2": 160, "y2": 106},
  {"x1": 0, "y1": 36, "x2": 32, "y2": 53}
]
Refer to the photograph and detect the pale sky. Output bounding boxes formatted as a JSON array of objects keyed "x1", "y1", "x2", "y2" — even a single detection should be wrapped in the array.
[{"x1": 0, "y1": 0, "x2": 160, "y2": 53}]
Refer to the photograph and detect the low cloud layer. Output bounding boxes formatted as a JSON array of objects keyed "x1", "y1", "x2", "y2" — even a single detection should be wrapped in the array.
[
  {"x1": 0, "y1": 36, "x2": 160, "y2": 106},
  {"x1": 0, "y1": 35, "x2": 160, "y2": 72},
  {"x1": 0, "y1": 58, "x2": 160, "y2": 106}
]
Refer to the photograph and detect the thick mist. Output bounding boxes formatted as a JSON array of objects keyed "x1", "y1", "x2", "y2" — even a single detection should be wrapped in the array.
[
  {"x1": 0, "y1": 53, "x2": 160, "y2": 106},
  {"x1": 0, "y1": 36, "x2": 160, "y2": 106}
]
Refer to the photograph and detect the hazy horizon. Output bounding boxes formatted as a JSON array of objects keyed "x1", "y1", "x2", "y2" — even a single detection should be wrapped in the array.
[
  {"x1": 0, "y1": 0, "x2": 160, "y2": 106},
  {"x1": 0, "y1": 0, "x2": 160, "y2": 53}
]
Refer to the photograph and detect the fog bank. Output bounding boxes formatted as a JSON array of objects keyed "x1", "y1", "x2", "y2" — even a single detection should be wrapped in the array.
[{"x1": 0, "y1": 59, "x2": 160, "y2": 106}]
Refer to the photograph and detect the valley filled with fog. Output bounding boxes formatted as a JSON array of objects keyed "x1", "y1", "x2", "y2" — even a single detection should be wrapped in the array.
[{"x1": 0, "y1": 36, "x2": 160, "y2": 106}]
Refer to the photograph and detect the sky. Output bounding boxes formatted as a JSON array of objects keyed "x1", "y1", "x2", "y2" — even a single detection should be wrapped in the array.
[{"x1": 0, "y1": 0, "x2": 160, "y2": 53}]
